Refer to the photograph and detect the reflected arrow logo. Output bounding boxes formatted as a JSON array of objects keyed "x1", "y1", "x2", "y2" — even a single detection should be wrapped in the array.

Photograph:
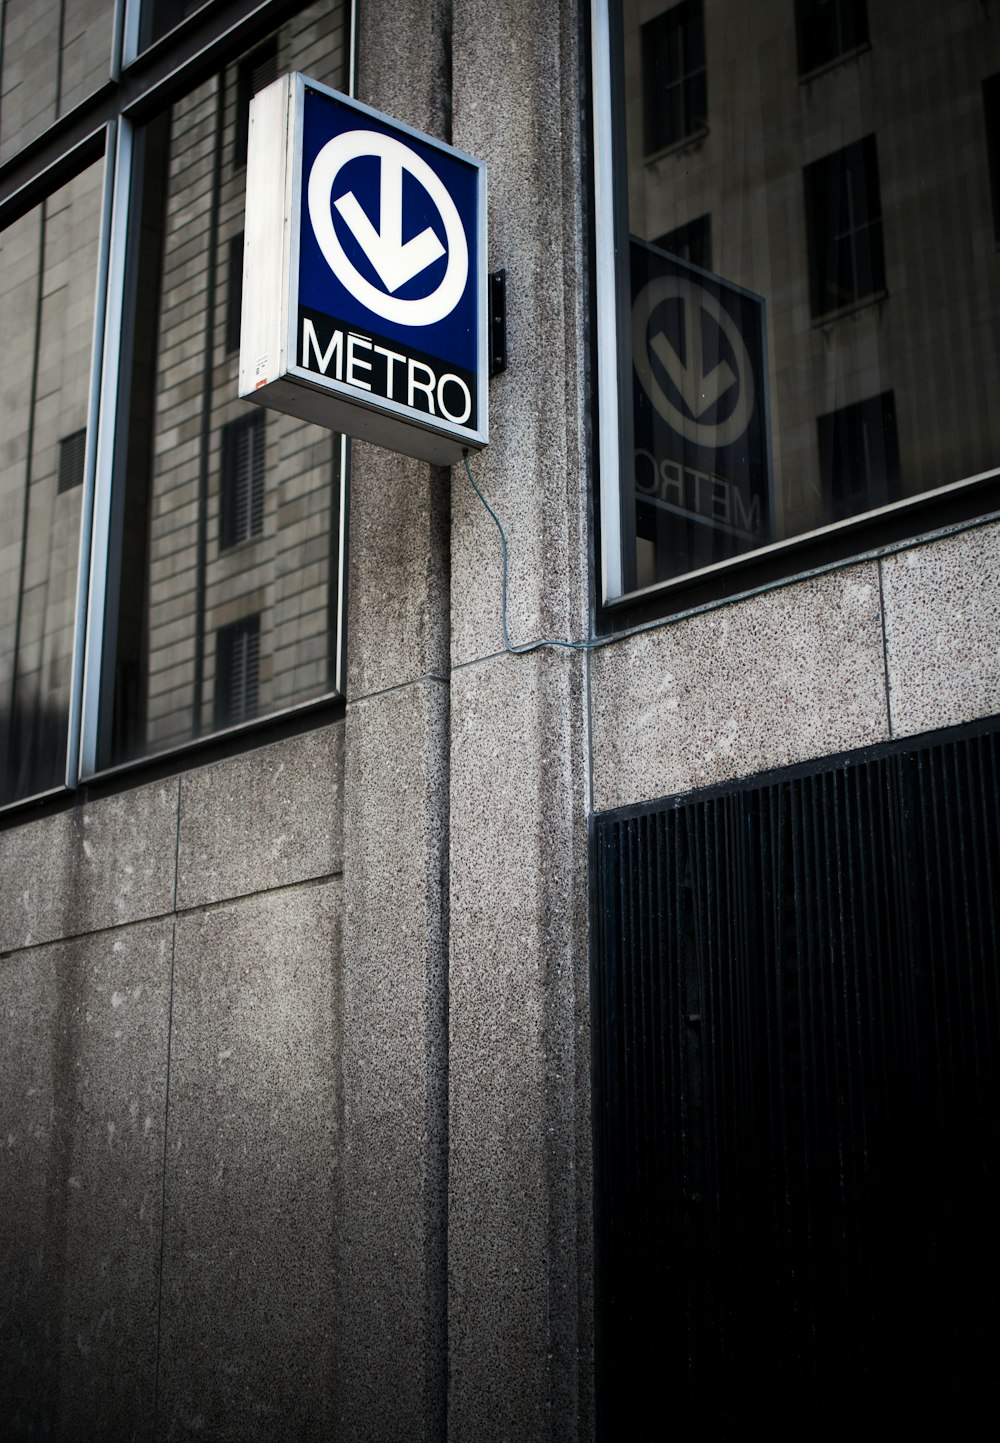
[
  {"x1": 308, "y1": 129, "x2": 468, "y2": 327},
  {"x1": 632, "y1": 276, "x2": 755, "y2": 449}
]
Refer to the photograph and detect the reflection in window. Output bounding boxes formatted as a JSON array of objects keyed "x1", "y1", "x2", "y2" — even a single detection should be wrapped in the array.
[
  {"x1": 804, "y1": 136, "x2": 885, "y2": 318},
  {"x1": 58, "y1": 429, "x2": 88, "y2": 494},
  {"x1": 220, "y1": 413, "x2": 265, "y2": 549},
  {"x1": 234, "y1": 39, "x2": 279, "y2": 168},
  {"x1": 795, "y1": 0, "x2": 869, "y2": 77},
  {"x1": 818, "y1": 392, "x2": 900, "y2": 523},
  {"x1": 611, "y1": 0, "x2": 1000, "y2": 599},
  {"x1": 0, "y1": 0, "x2": 115, "y2": 163},
  {"x1": 0, "y1": 162, "x2": 103, "y2": 805},
  {"x1": 142, "y1": 0, "x2": 211, "y2": 48},
  {"x1": 226, "y1": 232, "x2": 245, "y2": 353},
  {"x1": 214, "y1": 614, "x2": 260, "y2": 728},
  {"x1": 652, "y1": 213, "x2": 712, "y2": 272},
  {"x1": 984, "y1": 74, "x2": 1000, "y2": 243},
  {"x1": 642, "y1": 2, "x2": 707, "y2": 156},
  {"x1": 102, "y1": 4, "x2": 348, "y2": 766}
]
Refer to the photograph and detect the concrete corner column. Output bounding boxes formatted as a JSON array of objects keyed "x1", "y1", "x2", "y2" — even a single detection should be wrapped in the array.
[
  {"x1": 449, "y1": 2, "x2": 594, "y2": 1438},
  {"x1": 334, "y1": 5, "x2": 454, "y2": 1439}
]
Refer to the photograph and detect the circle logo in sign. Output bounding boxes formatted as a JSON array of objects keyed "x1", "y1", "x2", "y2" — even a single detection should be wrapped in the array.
[
  {"x1": 632, "y1": 276, "x2": 755, "y2": 450},
  {"x1": 308, "y1": 130, "x2": 468, "y2": 328}
]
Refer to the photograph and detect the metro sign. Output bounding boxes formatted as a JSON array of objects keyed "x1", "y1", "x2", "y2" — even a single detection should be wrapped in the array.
[{"x1": 239, "y1": 74, "x2": 488, "y2": 463}]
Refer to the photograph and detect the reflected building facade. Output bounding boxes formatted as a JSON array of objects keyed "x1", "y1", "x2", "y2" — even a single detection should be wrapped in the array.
[{"x1": 621, "y1": 0, "x2": 1000, "y2": 588}]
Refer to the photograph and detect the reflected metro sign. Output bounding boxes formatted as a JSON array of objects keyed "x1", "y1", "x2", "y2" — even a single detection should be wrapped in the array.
[{"x1": 239, "y1": 74, "x2": 488, "y2": 463}]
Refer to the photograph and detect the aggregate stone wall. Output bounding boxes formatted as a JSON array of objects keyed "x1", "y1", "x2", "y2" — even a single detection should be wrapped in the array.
[
  {"x1": 590, "y1": 518, "x2": 1000, "y2": 814},
  {"x1": 0, "y1": 723, "x2": 344, "y2": 1440}
]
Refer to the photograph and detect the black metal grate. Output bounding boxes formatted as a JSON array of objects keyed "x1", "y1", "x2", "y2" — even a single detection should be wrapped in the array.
[{"x1": 592, "y1": 724, "x2": 1000, "y2": 1436}]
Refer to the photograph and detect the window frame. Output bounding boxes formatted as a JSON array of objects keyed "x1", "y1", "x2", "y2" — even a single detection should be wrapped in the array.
[
  {"x1": 0, "y1": 0, "x2": 355, "y2": 814},
  {"x1": 590, "y1": 0, "x2": 1000, "y2": 625}
]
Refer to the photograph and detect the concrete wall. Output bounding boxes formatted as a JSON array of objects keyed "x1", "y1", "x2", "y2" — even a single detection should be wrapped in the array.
[
  {"x1": 2, "y1": 2, "x2": 1000, "y2": 1441},
  {"x1": 0, "y1": 725, "x2": 344, "y2": 1438}
]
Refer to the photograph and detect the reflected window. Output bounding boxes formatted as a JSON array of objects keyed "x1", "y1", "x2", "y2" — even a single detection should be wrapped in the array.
[
  {"x1": 226, "y1": 232, "x2": 244, "y2": 353},
  {"x1": 101, "y1": 4, "x2": 349, "y2": 768},
  {"x1": 214, "y1": 614, "x2": 260, "y2": 728},
  {"x1": 0, "y1": 161, "x2": 104, "y2": 805},
  {"x1": 58, "y1": 430, "x2": 88, "y2": 494},
  {"x1": 220, "y1": 413, "x2": 265, "y2": 549},
  {"x1": 642, "y1": 2, "x2": 707, "y2": 156},
  {"x1": 602, "y1": 0, "x2": 1000, "y2": 603},
  {"x1": 652, "y1": 213, "x2": 712, "y2": 271},
  {"x1": 804, "y1": 136, "x2": 885, "y2": 318},
  {"x1": 795, "y1": 0, "x2": 869, "y2": 77},
  {"x1": 0, "y1": 0, "x2": 116, "y2": 163},
  {"x1": 818, "y1": 392, "x2": 900, "y2": 524},
  {"x1": 234, "y1": 39, "x2": 279, "y2": 168}
]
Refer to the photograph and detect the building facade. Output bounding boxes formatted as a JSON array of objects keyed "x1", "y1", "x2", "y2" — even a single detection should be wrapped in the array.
[{"x1": 1, "y1": 0, "x2": 998, "y2": 1437}]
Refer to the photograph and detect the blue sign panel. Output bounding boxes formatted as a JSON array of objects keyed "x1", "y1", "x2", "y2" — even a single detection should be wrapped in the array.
[{"x1": 293, "y1": 80, "x2": 486, "y2": 444}]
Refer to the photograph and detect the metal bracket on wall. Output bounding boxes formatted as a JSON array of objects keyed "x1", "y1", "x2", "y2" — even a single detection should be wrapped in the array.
[{"x1": 489, "y1": 270, "x2": 507, "y2": 375}]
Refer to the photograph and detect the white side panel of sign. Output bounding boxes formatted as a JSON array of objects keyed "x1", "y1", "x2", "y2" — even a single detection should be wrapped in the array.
[{"x1": 239, "y1": 75, "x2": 294, "y2": 400}]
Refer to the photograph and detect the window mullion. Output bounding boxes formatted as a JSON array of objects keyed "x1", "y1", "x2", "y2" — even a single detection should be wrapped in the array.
[{"x1": 78, "y1": 117, "x2": 134, "y2": 781}]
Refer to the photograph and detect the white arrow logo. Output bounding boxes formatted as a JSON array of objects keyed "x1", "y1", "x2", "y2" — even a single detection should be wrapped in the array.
[
  {"x1": 334, "y1": 151, "x2": 445, "y2": 293},
  {"x1": 308, "y1": 129, "x2": 468, "y2": 327},
  {"x1": 650, "y1": 306, "x2": 736, "y2": 420},
  {"x1": 632, "y1": 276, "x2": 755, "y2": 449}
]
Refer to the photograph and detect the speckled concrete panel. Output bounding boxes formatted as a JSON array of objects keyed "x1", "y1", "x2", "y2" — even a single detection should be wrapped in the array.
[
  {"x1": 337, "y1": 679, "x2": 449, "y2": 1442},
  {"x1": 175, "y1": 724, "x2": 344, "y2": 909},
  {"x1": 450, "y1": 0, "x2": 590, "y2": 667},
  {"x1": 345, "y1": 0, "x2": 452, "y2": 701},
  {"x1": 881, "y1": 524, "x2": 1000, "y2": 738},
  {"x1": 0, "y1": 921, "x2": 172, "y2": 1437},
  {"x1": 448, "y1": 650, "x2": 592, "y2": 1443},
  {"x1": 0, "y1": 779, "x2": 179, "y2": 951},
  {"x1": 156, "y1": 881, "x2": 340, "y2": 1442},
  {"x1": 592, "y1": 565, "x2": 890, "y2": 812}
]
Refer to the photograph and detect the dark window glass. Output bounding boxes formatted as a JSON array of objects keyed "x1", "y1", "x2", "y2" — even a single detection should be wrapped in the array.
[
  {"x1": 214, "y1": 614, "x2": 260, "y2": 728},
  {"x1": 220, "y1": 413, "x2": 265, "y2": 549},
  {"x1": 642, "y1": 3, "x2": 707, "y2": 155},
  {"x1": 58, "y1": 429, "x2": 87, "y2": 494},
  {"x1": 652, "y1": 213, "x2": 712, "y2": 271},
  {"x1": 0, "y1": 0, "x2": 115, "y2": 164},
  {"x1": 226, "y1": 232, "x2": 244, "y2": 353},
  {"x1": 610, "y1": 2, "x2": 1000, "y2": 601},
  {"x1": 144, "y1": 0, "x2": 209, "y2": 47},
  {"x1": 0, "y1": 163, "x2": 103, "y2": 806},
  {"x1": 817, "y1": 392, "x2": 900, "y2": 523},
  {"x1": 984, "y1": 75, "x2": 1000, "y2": 243},
  {"x1": 234, "y1": 39, "x2": 279, "y2": 169},
  {"x1": 795, "y1": 0, "x2": 869, "y2": 77},
  {"x1": 101, "y1": 8, "x2": 348, "y2": 767},
  {"x1": 804, "y1": 136, "x2": 885, "y2": 318}
]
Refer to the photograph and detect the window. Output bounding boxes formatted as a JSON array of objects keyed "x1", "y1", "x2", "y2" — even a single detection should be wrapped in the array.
[
  {"x1": 214, "y1": 614, "x2": 260, "y2": 728},
  {"x1": 795, "y1": 0, "x2": 869, "y2": 78},
  {"x1": 58, "y1": 430, "x2": 88, "y2": 494},
  {"x1": 234, "y1": 39, "x2": 279, "y2": 168},
  {"x1": 641, "y1": 3, "x2": 707, "y2": 156},
  {"x1": 595, "y1": 2, "x2": 1000, "y2": 609},
  {"x1": 0, "y1": 0, "x2": 116, "y2": 164},
  {"x1": 804, "y1": 136, "x2": 885, "y2": 319},
  {"x1": 652, "y1": 213, "x2": 712, "y2": 272},
  {"x1": 0, "y1": 164, "x2": 104, "y2": 807},
  {"x1": 220, "y1": 414, "x2": 265, "y2": 548},
  {"x1": 984, "y1": 74, "x2": 1000, "y2": 243},
  {"x1": 0, "y1": 0, "x2": 350, "y2": 810},
  {"x1": 817, "y1": 392, "x2": 900, "y2": 524},
  {"x1": 226, "y1": 232, "x2": 245, "y2": 353}
]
